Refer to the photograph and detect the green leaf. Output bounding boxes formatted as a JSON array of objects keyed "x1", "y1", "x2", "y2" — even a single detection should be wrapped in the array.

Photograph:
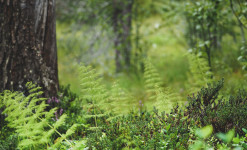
[
  {"x1": 195, "y1": 125, "x2": 213, "y2": 139},
  {"x1": 65, "y1": 124, "x2": 78, "y2": 137},
  {"x1": 243, "y1": 143, "x2": 247, "y2": 149},
  {"x1": 217, "y1": 129, "x2": 235, "y2": 143},
  {"x1": 54, "y1": 114, "x2": 67, "y2": 129},
  {"x1": 238, "y1": 56, "x2": 243, "y2": 61},
  {"x1": 166, "y1": 124, "x2": 171, "y2": 132},
  {"x1": 73, "y1": 140, "x2": 87, "y2": 150},
  {"x1": 242, "y1": 128, "x2": 247, "y2": 134},
  {"x1": 232, "y1": 137, "x2": 240, "y2": 144}
]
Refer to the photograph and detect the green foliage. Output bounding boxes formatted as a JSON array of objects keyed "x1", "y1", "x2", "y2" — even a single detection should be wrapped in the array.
[
  {"x1": 56, "y1": 0, "x2": 98, "y2": 24},
  {"x1": 1, "y1": 78, "x2": 247, "y2": 149},
  {"x1": 216, "y1": 129, "x2": 235, "y2": 144},
  {"x1": 185, "y1": 0, "x2": 232, "y2": 50},
  {"x1": 0, "y1": 134, "x2": 18, "y2": 150},
  {"x1": 109, "y1": 81, "x2": 133, "y2": 114},
  {"x1": 79, "y1": 64, "x2": 133, "y2": 116},
  {"x1": 87, "y1": 107, "x2": 193, "y2": 149},
  {"x1": 186, "y1": 79, "x2": 247, "y2": 135},
  {"x1": 184, "y1": 0, "x2": 244, "y2": 76},
  {"x1": 190, "y1": 126, "x2": 247, "y2": 150},
  {"x1": 0, "y1": 82, "x2": 85, "y2": 149},
  {"x1": 58, "y1": 85, "x2": 82, "y2": 120},
  {"x1": 195, "y1": 125, "x2": 213, "y2": 139},
  {"x1": 238, "y1": 44, "x2": 247, "y2": 72},
  {"x1": 211, "y1": 89, "x2": 247, "y2": 135},
  {"x1": 144, "y1": 60, "x2": 181, "y2": 112},
  {"x1": 186, "y1": 79, "x2": 224, "y2": 123},
  {"x1": 56, "y1": 85, "x2": 88, "y2": 137},
  {"x1": 144, "y1": 60, "x2": 163, "y2": 101},
  {"x1": 80, "y1": 65, "x2": 108, "y2": 105},
  {"x1": 154, "y1": 86, "x2": 180, "y2": 113},
  {"x1": 79, "y1": 64, "x2": 110, "y2": 135},
  {"x1": 187, "y1": 53, "x2": 213, "y2": 93},
  {"x1": 230, "y1": 0, "x2": 247, "y2": 28}
]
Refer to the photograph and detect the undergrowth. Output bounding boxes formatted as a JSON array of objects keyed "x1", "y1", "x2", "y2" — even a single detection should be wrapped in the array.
[
  {"x1": 1, "y1": 64, "x2": 247, "y2": 149},
  {"x1": 0, "y1": 82, "x2": 85, "y2": 149}
]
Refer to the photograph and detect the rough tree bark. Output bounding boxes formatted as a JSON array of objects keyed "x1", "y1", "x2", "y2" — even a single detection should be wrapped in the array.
[{"x1": 0, "y1": 0, "x2": 58, "y2": 97}]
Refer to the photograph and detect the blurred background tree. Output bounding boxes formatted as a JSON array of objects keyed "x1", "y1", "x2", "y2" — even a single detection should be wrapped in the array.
[{"x1": 55, "y1": 0, "x2": 247, "y2": 110}]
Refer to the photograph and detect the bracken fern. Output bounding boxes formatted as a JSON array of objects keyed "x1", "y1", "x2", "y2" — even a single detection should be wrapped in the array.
[
  {"x1": 144, "y1": 59, "x2": 163, "y2": 101},
  {"x1": 79, "y1": 64, "x2": 108, "y2": 132},
  {"x1": 0, "y1": 82, "x2": 84, "y2": 149},
  {"x1": 110, "y1": 81, "x2": 133, "y2": 115},
  {"x1": 144, "y1": 60, "x2": 180, "y2": 112},
  {"x1": 187, "y1": 53, "x2": 213, "y2": 93}
]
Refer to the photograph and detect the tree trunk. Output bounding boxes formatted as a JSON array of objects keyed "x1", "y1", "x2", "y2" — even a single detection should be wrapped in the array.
[
  {"x1": 0, "y1": 0, "x2": 58, "y2": 97},
  {"x1": 112, "y1": 0, "x2": 133, "y2": 72}
]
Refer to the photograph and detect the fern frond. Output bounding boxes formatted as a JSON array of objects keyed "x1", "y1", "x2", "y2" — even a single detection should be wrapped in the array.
[
  {"x1": 153, "y1": 86, "x2": 172, "y2": 112},
  {"x1": 109, "y1": 81, "x2": 133, "y2": 114},
  {"x1": 144, "y1": 59, "x2": 182, "y2": 112},
  {"x1": 73, "y1": 140, "x2": 87, "y2": 150},
  {"x1": 79, "y1": 64, "x2": 109, "y2": 133},
  {"x1": 0, "y1": 82, "x2": 78, "y2": 149},
  {"x1": 65, "y1": 124, "x2": 78, "y2": 137},
  {"x1": 154, "y1": 86, "x2": 182, "y2": 113},
  {"x1": 80, "y1": 65, "x2": 108, "y2": 103},
  {"x1": 144, "y1": 60, "x2": 163, "y2": 101},
  {"x1": 53, "y1": 114, "x2": 67, "y2": 129},
  {"x1": 187, "y1": 53, "x2": 213, "y2": 93}
]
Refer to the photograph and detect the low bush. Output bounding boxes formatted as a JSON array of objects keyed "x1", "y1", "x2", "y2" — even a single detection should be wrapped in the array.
[
  {"x1": 186, "y1": 79, "x2": 247, "y2": 135},
  {"x1": 1, "y1": 77, "x2": 247, "y2": 149},
  {"x1": 86, "y1": 107, "x2": 194, "y2": 149}
]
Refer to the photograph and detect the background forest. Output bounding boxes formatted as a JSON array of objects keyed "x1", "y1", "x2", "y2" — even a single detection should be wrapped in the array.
[
  {"x1": 1, "y1": 0, "x2": 247, "y2": 149},
  {"x1": 57, "y1": 0, "x2": 247, "y2": 110}
]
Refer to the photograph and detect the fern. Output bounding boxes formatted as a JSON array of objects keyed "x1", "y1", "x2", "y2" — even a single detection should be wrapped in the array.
[
  {"x1": 109, "y1": 81, "x2": 133, "y2": 115},
  {"x1": 187, "y1": 53, "x2": 213, "y2": 93},
  {"x1": 144, "y1": 59, "x2": 163, "y2": 101},
  {"x1": 153, "y1": 86, "x2": 178, "y2": 113},
  {"x1": 0, "y1": 82, "x2": 84, "y2": 149},
  {"x1": 144, "y1": 60, "x2": 181, "y2": 112},
  {"x1": 79, "y1": 64, "x2": 108, "y2": 132},
  {"x1": 80, "y1": 65, "x2": 108, "y2": 104}
]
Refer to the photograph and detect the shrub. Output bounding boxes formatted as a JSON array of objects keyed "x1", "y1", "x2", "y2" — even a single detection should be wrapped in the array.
[
  {"x1": 186, "y1": 79, "x2": 247, "y2": 135},
  {"x1": 86, "y1": 107, "x2": 194, "y2": 149}
]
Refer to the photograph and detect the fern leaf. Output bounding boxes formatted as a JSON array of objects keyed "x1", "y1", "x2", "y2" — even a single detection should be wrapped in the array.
[
  {"x1": 0, "y1": 82, "x2": 77, "y2": 149},
  {"x1": 53, "y1": 114, "x2": 67, "y2": 129},
  {"x1": 144, "y1": 60, "x2": 163, "y2": 101},
  {"x1": 73, "y1": 140, "x2": 87, "y2": 150},
  {"x1": 79, "y1": 64, "x2": 109, "y2": 105},
  {"x1": 109, "y1": 81, "x2": 133, "y2": 114},
  {"x1": 187, "y1": 53, "x2": 213, "y2": 93},
  {"x1": 65, "y1": 124, "x2": 78, "y2": 138},
  {"x1": 144, "y1": 59, "x2": 182, "y2": 112}
]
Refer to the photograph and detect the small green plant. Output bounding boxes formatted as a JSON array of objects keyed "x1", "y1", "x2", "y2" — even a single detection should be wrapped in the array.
[
  {"x1": 79, "y1": 64, "x2": 110, "y2": 141},
  {"x1": 0, "y1": 133, "x2": 18, "y2": 150},
  {"x1": 110, "y1": 81, "x2": 133, "y2": 115},
  {"x1": 144, "y1": 59, "x2": 163, "y2": 101},
  {"x1": 86, "y1": 107, "x2": 193, "y2": 149},
  {"x1": 144, "y1": 60, "x2": 180, "y2": 112},
  {"x1": 187, "y1": 53, "x2": 213, "y2": 93},
  {"x1": 0, "y1": 82, "x2": 85, "y2": 149},
  {"x1": 190, "y1": 126, "x2": 247, "y2": 150}
]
